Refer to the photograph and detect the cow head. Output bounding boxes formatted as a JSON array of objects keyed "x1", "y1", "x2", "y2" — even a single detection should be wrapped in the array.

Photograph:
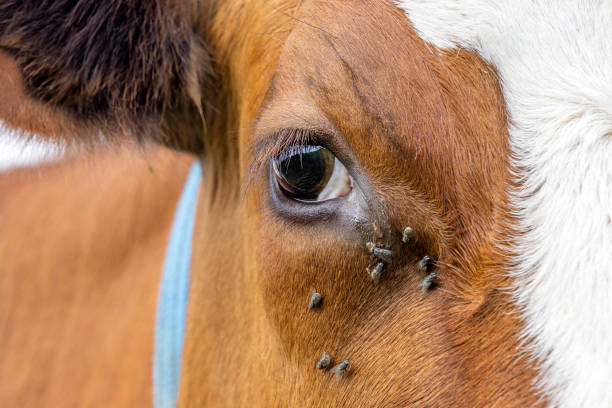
[{"x1": 3, "y1": 0, "x2": 611, "y2": 406}]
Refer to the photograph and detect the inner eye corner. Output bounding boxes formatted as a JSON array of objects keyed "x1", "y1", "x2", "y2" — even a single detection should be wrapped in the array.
[{"x1": 271, "y1": 143, "x2": 352, "y2": 204}]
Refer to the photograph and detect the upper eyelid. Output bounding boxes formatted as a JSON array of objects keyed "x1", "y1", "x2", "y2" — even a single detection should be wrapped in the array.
[
  {"x1": 251, "y1": 128, "x2": 313, "y2": 163},
  {"x1": 245, "y1": 128, "x2": 331, "y2": 183},
  {"x1": 274, "y1": 144, "x2": 326, "y2": 162},
  {"x1": 243, "y1": 128, "x2": 314, "y2": 195}
]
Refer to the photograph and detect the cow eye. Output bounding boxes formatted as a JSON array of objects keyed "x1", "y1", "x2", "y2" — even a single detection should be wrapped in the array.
[{"x1": 272, "y1": 145, "x2": 352, "y2": 202}]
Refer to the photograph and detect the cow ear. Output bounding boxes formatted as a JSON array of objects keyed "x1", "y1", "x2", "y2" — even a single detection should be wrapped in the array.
[{"x1": 0, "y1": 0, "x2": 214, "y2": 153}]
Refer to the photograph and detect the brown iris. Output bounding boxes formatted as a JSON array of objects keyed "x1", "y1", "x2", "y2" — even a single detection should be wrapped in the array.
[{"x1": 272, "y1": 145, "x2": 335, "y2": 201}]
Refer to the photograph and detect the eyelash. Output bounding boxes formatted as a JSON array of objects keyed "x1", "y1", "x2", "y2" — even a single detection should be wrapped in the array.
[{"x1": 269, "y1": 130, "x2": 325, "y2": 162}]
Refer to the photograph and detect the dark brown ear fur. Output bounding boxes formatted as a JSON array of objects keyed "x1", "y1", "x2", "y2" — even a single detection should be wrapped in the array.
[{"x1": 0, "y1": 0, "x2": 211, "y2": 151}]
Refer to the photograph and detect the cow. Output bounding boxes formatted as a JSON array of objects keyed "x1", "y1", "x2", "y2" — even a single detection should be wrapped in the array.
[{"x1": 1, "y1": 0, "x2": 611, "y2": 407}]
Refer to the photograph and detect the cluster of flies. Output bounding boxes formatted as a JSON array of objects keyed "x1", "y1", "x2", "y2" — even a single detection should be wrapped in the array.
[{"x1": 307, "y1": 226, "x2": 438, "y2": 381}]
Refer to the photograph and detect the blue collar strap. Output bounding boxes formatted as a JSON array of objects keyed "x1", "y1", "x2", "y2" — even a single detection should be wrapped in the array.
[{"x1": 154, "y1": 162, "x2": 202, "y2": 408}]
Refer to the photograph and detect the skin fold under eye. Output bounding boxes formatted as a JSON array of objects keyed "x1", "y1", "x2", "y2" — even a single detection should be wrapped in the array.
[{"x1": 271, "y1": 144, "x2": 352, "y2": 202}]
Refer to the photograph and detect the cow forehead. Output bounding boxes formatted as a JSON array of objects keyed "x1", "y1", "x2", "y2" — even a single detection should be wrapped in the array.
[
  {"x1": 253, "y1": 0, "x2": 510, "y2": 242},
  {"x1": 397, "y1": 1, "x2": 612, "y2": 407}
]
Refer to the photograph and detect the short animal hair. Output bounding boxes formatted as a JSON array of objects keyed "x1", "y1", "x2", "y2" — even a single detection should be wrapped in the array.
[{"x1": 0, "y1": 0, "x2": 212, "y2": 151}]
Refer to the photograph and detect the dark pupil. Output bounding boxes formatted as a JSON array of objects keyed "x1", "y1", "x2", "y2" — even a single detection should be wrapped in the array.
[{"x1": 275, "y1": 146, "x2": 333, "y2": 199}]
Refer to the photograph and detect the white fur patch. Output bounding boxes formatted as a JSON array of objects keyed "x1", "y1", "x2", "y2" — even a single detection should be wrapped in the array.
[
  {"x1": 396, "y1": 1, "x2": 612, "y2": 407},
  {"x1": 0, "y1": 123, "x2": 64, "y2": 171}
]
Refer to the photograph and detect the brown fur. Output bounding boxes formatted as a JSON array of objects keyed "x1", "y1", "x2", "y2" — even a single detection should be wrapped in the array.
[
  {"x1": 0, "y1": 146, "x2": 193, "y2": 407},
  {"x1": 178, "y1": 1, "x2": 543, "y2": 406},
  {"x1": 0, "y1": 0, "x2": 545, "y2": 406},
  {"x1": 0, "y1": 0, "x2": 209, "y2": 150}
]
